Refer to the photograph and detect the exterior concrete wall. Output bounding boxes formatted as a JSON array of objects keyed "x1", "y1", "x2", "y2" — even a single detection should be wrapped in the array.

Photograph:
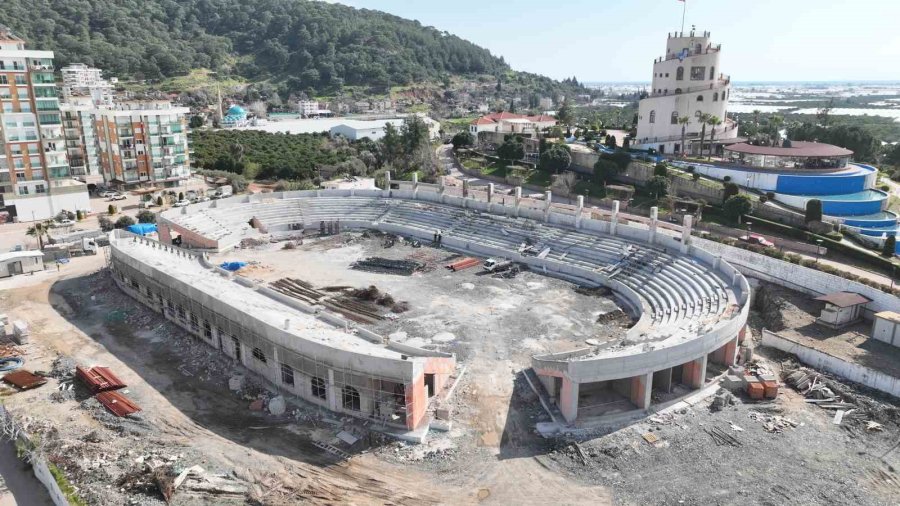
[
  {"x1": 0, "y1": 253, "x2": 44, "y2": 277},
  {"x1": 6, "y1": 189, "x2": 91, "y2": 221},
  {"x1": 694, "y1": 237, "x2": 899, "y2": 316},
  {"x1": 872, "y1": 317, "x2": 900, "y2": 347},
  {"x1": 109, "y1": 232, "x2": 454, "y2": 430},
  {"x1": 762, "y1": 330, "x2": 900, "y2": 398}
]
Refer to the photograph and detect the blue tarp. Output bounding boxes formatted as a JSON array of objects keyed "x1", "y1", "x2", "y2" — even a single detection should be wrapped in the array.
[
  {"x1": 219, "y1": 261, "x2": 247, "y2": 272},
  {"x1": 127, "y1": 223, "x2": 158, "y2": 236}
]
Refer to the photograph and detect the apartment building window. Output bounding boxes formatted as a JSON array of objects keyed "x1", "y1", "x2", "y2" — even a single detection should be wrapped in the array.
[
  {"x1": 311, "y1": 377, "x2": 327, "y2": 400},
  {"x1": 0, "y1": 76, "x2": 7, "y2": 84},
  {"x1": 649, "y1": 110, "x2": 656, "y2": 123},
  {"x1": 35, "y1": 184, "x2": 45, "y2": 193},
  {"x1": 252, "y1": 347, "x2": 267, "y2": 364},
  {"x1": 14, "y1": 75, "x2": 26, "y2": 85},
  {"x1": 18, "y1": 186, "x2": 28, "y2": 195},
  {"x1": 676, "y1": 67, "x2": 684, "y2": 81},
  {"x1": 280, "y1": 364, "x2": 295, "y2": 386},
  {"x1": 342, "y1": 386, "x2": 361, "y2": 411}
]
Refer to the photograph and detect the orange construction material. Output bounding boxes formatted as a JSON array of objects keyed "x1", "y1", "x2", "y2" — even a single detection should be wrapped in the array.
[
  {"x1": 446, "y1": 257, "x2": 480, "y2": 272},
  {"x1": 76, "y1": 365, "x2": 127, "y2": 393},
  {"x1": 747, "y1": 382, "x2": 765, "y2": 400},
  {"x1": 763, "y1": 381, "x2": 779, "y2": 399},
  {"x1": 96, "y1": 390, "x2": 141, "y2": 417}
]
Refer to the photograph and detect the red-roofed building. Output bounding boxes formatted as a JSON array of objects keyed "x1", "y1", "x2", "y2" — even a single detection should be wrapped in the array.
[{"x1": 469, "y1": 112, "x2": 557, "y2": 136}]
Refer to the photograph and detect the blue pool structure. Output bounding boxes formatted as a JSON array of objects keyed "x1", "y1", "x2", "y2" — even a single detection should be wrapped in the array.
[{"x1": 670, "y1": 143, "x2": 899, "y2": 254}]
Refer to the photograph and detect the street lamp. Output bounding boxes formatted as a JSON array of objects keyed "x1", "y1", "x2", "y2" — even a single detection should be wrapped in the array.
[{"x1": 815, "y1": 239, "x2": 823, "y2": 263}]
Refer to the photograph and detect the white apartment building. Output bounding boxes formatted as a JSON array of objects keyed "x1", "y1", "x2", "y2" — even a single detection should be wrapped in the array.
[
  {"x1": 0, "y1": 26, "x2": 89, "y2": 221},
  {"x1": 60, "y1": 63, "x2": 115, "y2": 106},
  {"x1": 634, "y1": 30, "x2": 739, "y2": 154},
  {"x1": 298, "y1": 100, "x2": 319, "y2": 117}
]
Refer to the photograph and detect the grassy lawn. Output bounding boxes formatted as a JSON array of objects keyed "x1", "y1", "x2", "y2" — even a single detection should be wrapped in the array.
[{"x1": 460, "y1": 156, "x2": 550, "y2": 187}]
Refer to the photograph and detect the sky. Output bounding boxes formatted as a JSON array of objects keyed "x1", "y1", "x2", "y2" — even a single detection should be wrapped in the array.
[{"x1": 330, "y1": 0, "x2": 900, "y2": 83}]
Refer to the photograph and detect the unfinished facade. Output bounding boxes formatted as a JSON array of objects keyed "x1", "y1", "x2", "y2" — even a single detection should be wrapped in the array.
[
  {"x1": 108, "y1": 230, "x2": 455, "y2": 431},
  {"x1": 155, "y1": 179, "x2": 750, "y2": 425}
]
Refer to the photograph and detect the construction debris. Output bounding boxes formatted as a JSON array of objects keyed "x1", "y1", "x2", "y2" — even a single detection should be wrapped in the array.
[
  {"x1": 96, "y1": 390, "x2": 142, "y2": 417},
  {"x1": 704, "y1": 426, "x2": 742, "y2": 447},
  {"x1": 446, "y1": 257, "x2": 480, "y2": 271},
  {"x1": 1, "y1": 369, "x2": 47, "y2": 390},
  {"x1": 352, "y1": 257, "x2": 424, "y2": 276},
  {"x1": 76, "y1": 365, "x2": 127, "y2": 393}
]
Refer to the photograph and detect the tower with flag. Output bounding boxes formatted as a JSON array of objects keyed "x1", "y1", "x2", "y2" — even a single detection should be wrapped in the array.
[{"x1": 633, "y1": 28, "x2": 738, "y2": 156}]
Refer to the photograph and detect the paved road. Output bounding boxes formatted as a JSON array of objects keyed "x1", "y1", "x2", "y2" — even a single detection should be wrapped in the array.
[{"x1": 0, "y1": 439, "x2": 54, "y2": 506}]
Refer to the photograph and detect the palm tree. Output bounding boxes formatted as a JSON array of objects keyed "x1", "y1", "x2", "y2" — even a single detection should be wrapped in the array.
[
  {"x1": 697, "y1": 113, "x2": 711, "y2": 158},
  {"x1": 752, "y1": 109, "x2": 762, "y2": 126},
  {"x1": 26, "y1": 219, "x2": 53, "y2": 249},
  {"x1": 678, "y1": 116, "x2": 691, "y2": 157},
  {"x1": 706, "y1": 116, "x2": 723, "y2": 159},
  {"x1": 769, "y1": 114, "x2": 784, "y2": 146}
]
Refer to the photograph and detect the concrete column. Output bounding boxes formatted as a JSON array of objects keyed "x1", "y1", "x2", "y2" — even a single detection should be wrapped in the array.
[
  {"x1": 630, "y1": 372, "x2": 653, "y2": 410},
  {"x1": 514, "y1": 186, "x2": 522, "y2": 217},
  {"x1": 462, "y1": 179, "x2": 469, "y2": 198},
  {"x1": 327, "y1": 369, "x2": 338, "y2": 411},
  {"x1": 610, "y1": 200, "x2": 620, "y2": 236},
  {"x1": 272, "y1": 347, "x2": 281, "y2": 386},
  {"x1": 682, "y1": 355, "x2": 708, "y2": 389},
  {"x1": 412, "y1": 172, "x2": 419, "y2": 198},
  {"x1": 575, "y1": 195, "x2": 584, "y2": 228},
  {"x1": 543, "y1": 191, "x2": 553, "y2": 222},
  {"x1": 487, "y1": 183, "x2": 494, "y2": 203},
  {"x1": 649, "y1": 206, "x2": 659, "y2": 244},
  {"x1": 559, "y1": 377, "x2": 579, "y2": 423},
  {"x1": 439, "y1": 175, "x2": 446, "y2": 194},
  {"x1": 384, "y1": 171, "x2": 392, "y2": 191},
  {"x1": 210, "y1": 326, "x2": 221, "y2": 350},
  {"x1": 680, "y1": 214, "x2": 693, "y2": 254},
  {"x1": 722, "y1": 335, "x2": 739, "y2": 366}
]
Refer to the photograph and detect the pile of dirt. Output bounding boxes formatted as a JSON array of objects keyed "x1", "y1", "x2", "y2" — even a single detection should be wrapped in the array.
[{"x1": 754, "y1": 283, "x2": 786, "y2": 331}]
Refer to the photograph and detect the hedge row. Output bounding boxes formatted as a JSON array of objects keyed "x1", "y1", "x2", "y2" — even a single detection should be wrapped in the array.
[
  {"x1": 701, "y1": 232, "x2": 899, "y2": 296},
  {"x1": 747, "y1": 214, "x2": 898, "y2": 277}
]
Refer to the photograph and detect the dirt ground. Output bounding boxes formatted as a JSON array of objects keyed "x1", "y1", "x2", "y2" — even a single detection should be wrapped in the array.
[
  {"x1": 0, "y1": 233, "x2": 897, "y2": 505},
  {"x1": 754, "y1": 282, "x2": 900, "y2": 378}
]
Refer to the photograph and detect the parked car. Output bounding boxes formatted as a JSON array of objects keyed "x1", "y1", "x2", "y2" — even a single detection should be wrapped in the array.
[
  {"x1": 98, "y1": 190, "x2": 117, "y2": 198},
  {"x1": 107, "y1": 194, "x2": 127, "y2": 201},
  {"x1": 172, "y1": 200, "x2": 189, "y2": 207},
  {"x1": 53, "y1": 219, "x2": 74, "y2": 227},
  {"x1": 739, "y1": 233, "x2": 775, "y2": 248}
]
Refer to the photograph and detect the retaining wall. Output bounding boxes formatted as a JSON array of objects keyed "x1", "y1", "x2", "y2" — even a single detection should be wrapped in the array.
[
  {"x1": 762, "y1": 330, "x2": 900, "y2": 398},
  {"x1": 695, "y1": 237, "x2": 899, "y2": 316}
]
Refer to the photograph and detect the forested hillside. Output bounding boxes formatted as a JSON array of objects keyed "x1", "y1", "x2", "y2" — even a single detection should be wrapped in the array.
[{"x1": 1, "y1": 0, "x2": 508, "y2": 92}]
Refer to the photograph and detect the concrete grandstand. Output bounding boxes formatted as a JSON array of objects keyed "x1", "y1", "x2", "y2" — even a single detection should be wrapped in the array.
[{"x1": 150, "y1": 178, "x2": 750, "y2": 425}]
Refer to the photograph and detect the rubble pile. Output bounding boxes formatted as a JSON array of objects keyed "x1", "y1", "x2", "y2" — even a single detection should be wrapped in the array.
[{"x1": 783, "y1": 366, "x2": 899, "y2": 429}]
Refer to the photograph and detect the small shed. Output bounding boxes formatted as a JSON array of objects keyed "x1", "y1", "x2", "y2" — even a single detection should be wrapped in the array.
[
  {"x1": 0, "y1": 250, "x2": 45, "y2": 278},
  {"x1": 814, "y1": 291, "x2": 871, "y2": 329},
  {"x1": 872, "y1": 311, "x2": 900, "y2": 348}
]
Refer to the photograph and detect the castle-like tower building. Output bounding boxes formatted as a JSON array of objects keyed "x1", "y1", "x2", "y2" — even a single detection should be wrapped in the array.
[{"x1": 634, "y1": 30, "x2": 738, "y2": 154}]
